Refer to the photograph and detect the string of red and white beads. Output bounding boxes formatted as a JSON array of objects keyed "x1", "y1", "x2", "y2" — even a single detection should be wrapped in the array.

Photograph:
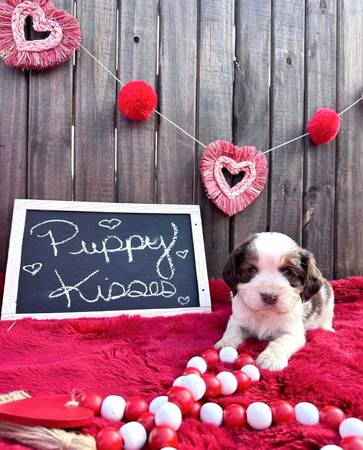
[{"x1": 80, "y1": 347, "x2": 363, "y2": 450}]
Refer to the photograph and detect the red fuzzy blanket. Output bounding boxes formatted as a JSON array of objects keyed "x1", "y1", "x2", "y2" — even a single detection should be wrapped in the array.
[{"x1": 0, "y1": 276, "x2": 363, "y2": 449}]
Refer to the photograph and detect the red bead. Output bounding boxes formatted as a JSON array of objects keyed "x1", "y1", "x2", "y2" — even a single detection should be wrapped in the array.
[
  {"x1": 201, "y1": 348, "x2": 219, "y2": 367},
  {"x1": 167, "y1": 386, "x2": 194, "y2": 415},
  {"x1": 235, "y1": 353, "x2": 255, "y2": 370},
  {"x1": 340, "y1": 436, "x2": 363, "y2": 450},
  {"x1": 96, "y1": 427, "x2": 123, "y2": 450},
  {"x1": 270, "y1": 400, "x2": 295, "y2": 424},
  {"x1": 188, "y1": 401, "x2": 202, "y2": 418},
  {"x1": 233, "y1": 371, "x2": 252, "y2": 393},
  {"x1": 320, "y1": 406, "x2": 346, "y2": 430},
  {"x1": 79, "y1": 392, "x2": 103, "y2": 415},
  {"x1": 202, "y1": 373, "x2": 222, "y2": 398},
  {"x1": 124, "y1": 396, "x2": 148, "y2": 421},
  {"x1": 183, "y1": 367, "x2": 201, "y2": 376},
  {"x1": 223, "y1": 404, "x2": 246, "y2": 428},
  {"x1": 137, "y1": 411, "x2": 155, "y2": 433},
  {"x1": 148, "y1": 425, "x2": 178, "y2": 450}
]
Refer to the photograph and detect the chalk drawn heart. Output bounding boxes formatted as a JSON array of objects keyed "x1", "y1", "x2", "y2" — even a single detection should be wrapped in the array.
[
  {"x1": 178, "y1": 296, "x2": 190, "y2": 306},
  {"x1": 98, "y1": 219, "x2": 122, "y2": 230},
  {"x1": 176, "y1": 250, "x2": 189, "y2": 259},
  {"x1": 200, "y1": 140, "x2": 268, "y2": 217},
  {"x1": 0, "y1": 0, "x2": 81, "y2": 70},
  {"x1": 23, "y1": 263, "x2": 42, "y2": 276}
]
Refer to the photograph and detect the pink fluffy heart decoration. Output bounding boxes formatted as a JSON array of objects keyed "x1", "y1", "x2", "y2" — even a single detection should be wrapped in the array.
[
  {"x1": 0, "y1": 0, "x2": 81, "y2": 70},
  {"x1": 200, "y1": 140, "x2": 268, "y2": 216}
]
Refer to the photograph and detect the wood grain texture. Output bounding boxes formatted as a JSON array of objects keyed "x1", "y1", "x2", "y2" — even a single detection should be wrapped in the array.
[
  {"x1": 303, "y1": 0, "x2": 337, "y2": 279},
  {"x1": 0, "y1": 65, "x2": 27, "y2": 273},
  {"x1": 117, "y1": 0, "x2": 158, "y2": 203},
  {"x1": 74, "y1": 0, "x2": 117, "y2": 202},
  {"x1": 196, "y1": 0, "x2": 234, "y2": 278},
  {"x1": 232, "y1": 0, "x2": 271, "y2": 248},
  {"x1": 335, "y1": 0, "x2": 363, "y2": 278},
  {"x1": 269, "y1": 0, "x2": 305, "y2": 243},
  {"x1": 157, "y1": 0, "x2": 197, "y2": 204},
  {"x1": 28, "y1": 0, "x2": 73, "y2": 201}
]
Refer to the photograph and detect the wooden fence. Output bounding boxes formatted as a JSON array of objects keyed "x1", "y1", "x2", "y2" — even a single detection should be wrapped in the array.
[{"x1": 0, "y1": 0, "x2": 362, "y2": 281}]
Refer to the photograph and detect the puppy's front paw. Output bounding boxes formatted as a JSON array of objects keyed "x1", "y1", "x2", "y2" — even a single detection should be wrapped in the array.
[
  {"x1": 214, "y1": 336, "x2": 242, "y2": 350},
  {"x1": 256, "y1": 349, "x2": 288, "y2": 371}
]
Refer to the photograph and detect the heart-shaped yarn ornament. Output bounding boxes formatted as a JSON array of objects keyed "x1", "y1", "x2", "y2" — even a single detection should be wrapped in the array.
[
  {"x1": 0, "y1": 0, "x2": 81, "y2": 70},
  {"x1": 200, "y1": 140, "x2": 268, "y2": 216}
]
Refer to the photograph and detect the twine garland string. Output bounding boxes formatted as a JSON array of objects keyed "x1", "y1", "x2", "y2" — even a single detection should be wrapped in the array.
[{"x1": 79, "y1": 44, "x2": 362, "y2": 155}]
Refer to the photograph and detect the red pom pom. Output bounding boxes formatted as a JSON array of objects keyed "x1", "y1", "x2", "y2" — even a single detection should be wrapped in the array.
[
  {"x1": 307, "y1": 107, "x2": 341, "y2": 145},
  {"x1": 96, "y1": 427, "x2": 123, "y2": 450},
  {"x1": 117, "y1": 81, "x2": 157, "y2": 121}
]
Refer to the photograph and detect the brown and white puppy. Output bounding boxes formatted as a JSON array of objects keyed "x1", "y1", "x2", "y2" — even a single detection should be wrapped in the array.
[{"x1": 215, "y1": 232, "x2": 334, "y2": 371}]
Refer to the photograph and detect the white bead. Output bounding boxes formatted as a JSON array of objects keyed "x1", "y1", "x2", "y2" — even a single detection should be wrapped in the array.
[
  {"x1": 219, "y1": 347, "x2": 239, "y2": 364},
  {"x1": 339, "y1": 417, "x2": 363, "y2": 438},
  {"x1": 180, "y1": 374, "x2": 206, "y2": 400},
  {"x1": 120, "y1": 422, "x2": 147, "y2": 450},
  {"x1": 187, "y1": 356, "x2": 207, "y2": 374},
  {"x1": 100, "y1": 395, "x2": 126, "y2": 421},
  {"x1": 294, "y1": 402, "x2": 319, "y2": 426},
  {"x1": 241, "y1": 364, "x2": 260, "y2": 382},
  {"x1": 200, "y1": 402, "x2": 224, "y2": 426},
  {"x1": 246, "y1": 402, "x2": 272, "y2": 430},
  {"x1": 149, "y1": 396, "x2": 168, "y2": 414},
  {"x1": 173, "y1": 376, "x2": 185, "y2": 387},
  {"x1": 155, "y1": 402, "x2": 182, "y2": 431},
  {"x1": 216, "y1": 371, "x2": 238, "y2": 395},
  {"x1": 320, "y1": 446, "x2": 343, "y2": 450}
]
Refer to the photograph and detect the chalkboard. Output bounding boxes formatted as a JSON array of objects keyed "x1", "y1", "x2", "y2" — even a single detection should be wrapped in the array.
[{"x1": 1, "y1": 200, "x2": 211, "y2": 320}]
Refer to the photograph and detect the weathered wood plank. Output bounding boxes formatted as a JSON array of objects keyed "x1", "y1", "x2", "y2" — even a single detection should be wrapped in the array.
[
  {"x1": 232, "y1": 0, "x2": 271, "y2": 247},
  {"x1": 28, "y1": 0, "x2": 73, "y2": 201},
  {"x1": 335, "y1": 0, "x2": 363, "y2": 278},
  {"x1": 303, "y1": 0, "x2": 337, "y2": 279},
  {"x1": 0, "y1": 66, "x2": 28, "y2": 273},
  {"x1": 157, "y1": 0, "x2": 197, "y2": 204},
  {"x1": 196, "y1": 0, "x2": 235, "y2": 278},
  {"x1": 269, "y1": 0, "x2": 305, "y2": 244},
  {"x1": 74, "y1": 0, "x2": 117, "y2": 202},
  {"x1": 117, "y1": 0, "x2": 158, "y2": 203}
]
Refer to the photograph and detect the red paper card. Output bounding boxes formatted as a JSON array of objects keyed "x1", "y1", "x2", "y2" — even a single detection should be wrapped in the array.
[{"x1": 0, "y1": 394, "x2": 94, "y2": 428}]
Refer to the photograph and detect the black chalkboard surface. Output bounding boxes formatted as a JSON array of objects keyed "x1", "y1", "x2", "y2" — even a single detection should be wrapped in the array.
[{"x1": 2, "y1": 200, "x2": 211, "y2": 320}]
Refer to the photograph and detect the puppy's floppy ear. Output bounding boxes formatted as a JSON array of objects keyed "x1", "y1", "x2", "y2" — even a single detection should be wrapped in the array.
[
  {"x1": 222, "y1": 252, "x2": 237, "y2": 295},
  {"x1": 300, "y1": 250, "x2": 323, "y2": 301},
  {"x1": 222, "y1": 238, "x2": 253, "y2": 296}
]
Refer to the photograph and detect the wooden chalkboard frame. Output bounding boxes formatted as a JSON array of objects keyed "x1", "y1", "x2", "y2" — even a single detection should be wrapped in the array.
[{"x1": 1, "y1": 199, "x2": 211, "y2": 320}]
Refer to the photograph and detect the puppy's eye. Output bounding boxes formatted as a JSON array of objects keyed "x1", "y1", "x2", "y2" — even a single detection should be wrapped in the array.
[
  {"x1": 281, "y1": 267, "x2": 295, "y2": 277},
  {"x1": 247, "y1": 266, "x2": 257, "y2": 276}
]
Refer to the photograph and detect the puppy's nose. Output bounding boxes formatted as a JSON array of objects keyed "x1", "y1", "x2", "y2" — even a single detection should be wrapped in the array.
[{"x1": 261, "y1": 293, "x2": 278, "y2": 305}]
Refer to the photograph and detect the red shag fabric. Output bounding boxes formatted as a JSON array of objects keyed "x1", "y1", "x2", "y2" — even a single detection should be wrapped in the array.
[
  {"x1": 307, "y1": 108, "x2": 341, "y2": 145},
  {"x1": 117, "y1": 81, "x2": 157, "y2": 121},
  {"x1": 0, "y1": 276, "x2": 363, "y2": 449}
]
